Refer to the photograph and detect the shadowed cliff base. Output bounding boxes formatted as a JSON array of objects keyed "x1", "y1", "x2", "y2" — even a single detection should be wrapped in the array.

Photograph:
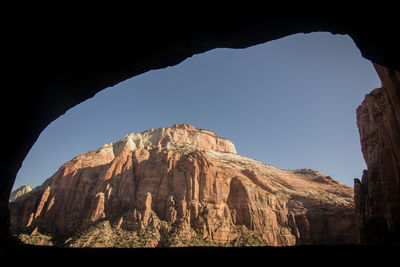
[{"x1": 2, "y1": 242, "x2": 399, "y2": 265}]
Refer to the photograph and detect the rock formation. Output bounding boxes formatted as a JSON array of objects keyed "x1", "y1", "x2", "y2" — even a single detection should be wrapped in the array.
[
  {"x1": 9, "y1": 124, "x2": 355, "y2": 247},
  {"x1": 9, "y1": 186, "x2": 32, "y2": 202},
  {"x1": 2, "y1": 9, "x2": 400, "y2": 249},
  {"x1": 354, "y1": 63, "x2": 400, "y2": 244}
]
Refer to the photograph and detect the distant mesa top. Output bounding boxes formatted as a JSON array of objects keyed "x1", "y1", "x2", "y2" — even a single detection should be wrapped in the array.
[
  {"x1": 107, "y1": 123, "x2": 237, "y2": 157},
  {"x1": 171, "y1": 123, "x2": 197, "y2": 131},
  {"x1": 172, "y1": 123, "x2": 219, "y2": 137}
]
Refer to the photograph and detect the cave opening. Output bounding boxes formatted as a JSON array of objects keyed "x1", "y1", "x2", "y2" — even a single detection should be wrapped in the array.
[{"x1": 9, "y1": 32, "x2": 381, "y2": 247}]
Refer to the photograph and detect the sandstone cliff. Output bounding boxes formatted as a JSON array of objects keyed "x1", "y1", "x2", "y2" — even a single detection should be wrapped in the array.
[
  {"x1": 355, "y1": 63, "x2": 400, "y2": 244},
  {"x1": 9, "y1": 123, "x2": 355, "y2": 247},
  {"x1": 9, "y1": 185, "x2": 32, "y2": 202}
]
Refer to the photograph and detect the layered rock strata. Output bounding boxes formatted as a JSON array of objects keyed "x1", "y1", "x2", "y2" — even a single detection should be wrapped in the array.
[
  {"x1": 355, "y1": 63, "x2": 400, "y2": 244},
  {"x1": 9, "y1": 124, "x2": 355, "y2": 247},
  {"x1": 9, "y1": 186, "x2": 32, "y2": 202}
]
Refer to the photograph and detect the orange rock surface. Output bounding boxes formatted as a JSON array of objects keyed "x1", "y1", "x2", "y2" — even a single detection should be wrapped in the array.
[{"x1": 9, "y1": 124, "x2": 355, "y2": 246}]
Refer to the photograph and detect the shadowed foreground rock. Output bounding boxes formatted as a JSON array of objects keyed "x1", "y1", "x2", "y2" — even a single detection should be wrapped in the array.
[
  {"x1": 9, "y1": 124, "x2": 355, "y2": 247},
  {"x1": 3, "y1": 243, "x2": 398, "y2": 266}
]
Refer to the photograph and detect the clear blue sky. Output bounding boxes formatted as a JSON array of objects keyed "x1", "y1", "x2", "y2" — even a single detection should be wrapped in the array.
[{"x1": 13, "y1": 32, "x2": 381, "y2": 190}]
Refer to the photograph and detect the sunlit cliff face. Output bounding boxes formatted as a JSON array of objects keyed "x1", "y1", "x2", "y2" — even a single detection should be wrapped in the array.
[{"x1": 10, "y1": 124, "x2": 355, "y2": 247}]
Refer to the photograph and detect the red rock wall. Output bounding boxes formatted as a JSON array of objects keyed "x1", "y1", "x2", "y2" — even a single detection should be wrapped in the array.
[
  {"x1": 355, "y1": 63, "x2": 400, "y2": 244},
  {"x1": 9, "y1": 144, "x2": 355, "y2": 246}
]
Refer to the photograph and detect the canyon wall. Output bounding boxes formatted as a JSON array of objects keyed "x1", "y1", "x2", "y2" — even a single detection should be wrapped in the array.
[
  {"x1": 355, "y1": 63, "x2": 400, "y2": 244},
  {"x1": 9, "y1": 124, "x2": 355, "y2": 247}
]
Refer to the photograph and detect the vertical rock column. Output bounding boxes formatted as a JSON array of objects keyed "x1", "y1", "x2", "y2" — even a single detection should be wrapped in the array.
[{"x1": 355, "y1": 63, "x2": 400, "y2": 244}]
